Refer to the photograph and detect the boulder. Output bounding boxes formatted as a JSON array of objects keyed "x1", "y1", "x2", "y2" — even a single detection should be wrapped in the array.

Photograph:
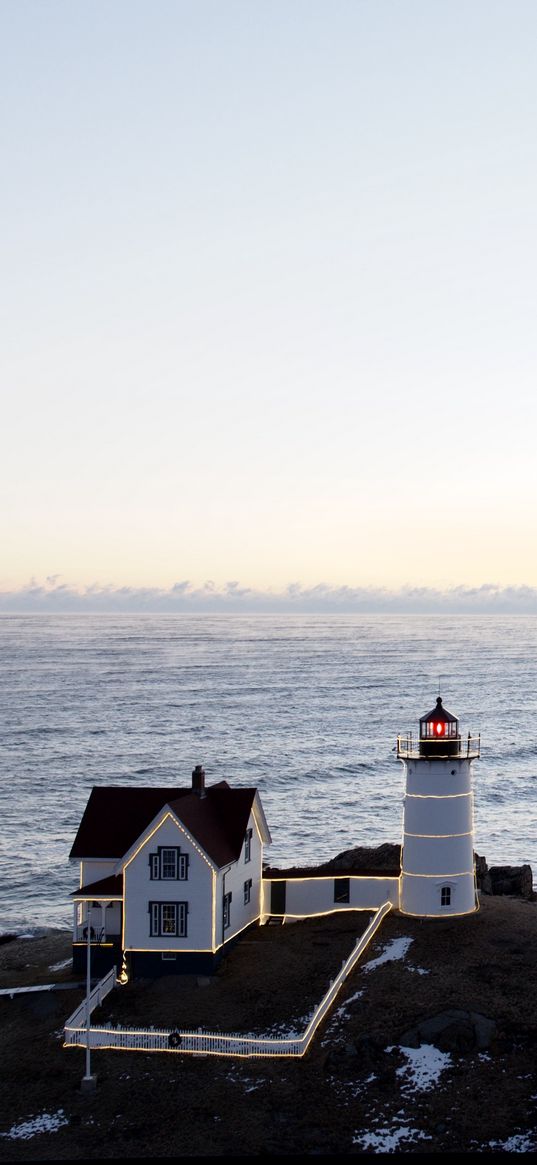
[
  {"x1": 487, "y1": 865, "x2": 533, "y2": 899},
  {"x1": 399, "y1": 1009, "x2": 497, "y2": 1053}
]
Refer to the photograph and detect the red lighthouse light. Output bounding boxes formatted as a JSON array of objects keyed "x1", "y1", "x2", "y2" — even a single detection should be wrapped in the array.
[{"x1": 435, "y1": 722, "x2": 444, "y2": 735}]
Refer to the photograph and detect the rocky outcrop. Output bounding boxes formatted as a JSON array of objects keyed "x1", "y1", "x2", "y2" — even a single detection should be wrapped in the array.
[
  {"x1": 325, "y1": 843, "x2": 401, "y2": 872},
  {"x1": 399, "y1": 1009, "x2": 498, "y2": 1053},
  {"x1": 484, "y1": 865, "x2": 534, "y2": 899},
  {"x1": 323, "y1": 848, "x2": 534, "y2": 898},
  {"x1": 474, "y1": 853, "x2": 488, "y2": 888}
]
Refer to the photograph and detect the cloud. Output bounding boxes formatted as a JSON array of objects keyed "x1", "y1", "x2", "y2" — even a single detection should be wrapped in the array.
[{"x1": 1, "y1": 579, "x2": 537, "y2": 613}]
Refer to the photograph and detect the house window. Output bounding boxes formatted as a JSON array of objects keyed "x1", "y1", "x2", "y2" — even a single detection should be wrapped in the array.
[
  {"x1": 149, "y1": 901, "x2": 188, "y2": 937},
  {"x1": 244, "y1": 879, "x2": 252, "y2": 905},
  {"x1": 223, "y1": 891, "x2": 232, "y2": 930},
  {"x1": 334, "y1": 878, "x2": 350, "y2": 904},
  {"x1": 440, "y1": 886, "x2": 451, "y2": 907},
  {"x1": 149, "y1": 847, "x2": 189, "y2": 881},
  {"x1": 244, "y1": 828, "x2": 253, "y2": 863}
]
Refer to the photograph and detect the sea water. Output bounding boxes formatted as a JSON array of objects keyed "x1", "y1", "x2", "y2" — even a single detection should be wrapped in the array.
[{"x1": 1, "y1": 613, "x2": 536, "y2": 933}]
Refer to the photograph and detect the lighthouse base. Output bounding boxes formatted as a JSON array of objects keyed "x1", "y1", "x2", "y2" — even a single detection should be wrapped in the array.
[{"x1": 399, "y1": 873, "x2": 478, "y2": 919}]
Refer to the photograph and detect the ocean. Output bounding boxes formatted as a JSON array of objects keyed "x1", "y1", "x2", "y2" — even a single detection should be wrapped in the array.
[{"x1": 1, "y1": 613, "x2": 536, "y2": 935}]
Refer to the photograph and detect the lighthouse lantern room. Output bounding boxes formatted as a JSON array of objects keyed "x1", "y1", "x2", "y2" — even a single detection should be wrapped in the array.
[
  {"x1": 397, "y1": 699, "x2": 480, "y2": 918},
  {"x1": 419, "y1": 696, "x2": 459, "y2": 756}
]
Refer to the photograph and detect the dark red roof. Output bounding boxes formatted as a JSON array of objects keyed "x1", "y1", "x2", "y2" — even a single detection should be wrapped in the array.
[
  {"x1": 169, "y1": 787, "x2": 256, "y2": 868},
  {"x1": 71, "y1": 874, "x2": 124, "y2": 899},
  {"x1": 70, "y1": 787, "x2": 189, "y2": 860},
  {"x1": 70, "y1": 783, "x2": 257, "y2": 869}
]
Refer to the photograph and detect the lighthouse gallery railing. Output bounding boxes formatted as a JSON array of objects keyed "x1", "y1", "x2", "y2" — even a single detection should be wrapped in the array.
[{"x1": 397, "y1": 734, "x2": 480, "y2": 760}]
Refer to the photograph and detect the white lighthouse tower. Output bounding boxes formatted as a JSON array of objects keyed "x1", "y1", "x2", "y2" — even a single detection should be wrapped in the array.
[{"x1": 397, "y1": 698, "x2": 480, "y2": 918}]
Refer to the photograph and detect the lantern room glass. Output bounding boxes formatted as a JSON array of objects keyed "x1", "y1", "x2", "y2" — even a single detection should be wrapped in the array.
[{"x1": 421, "y1": 720, "x2": 458, "y2": 739}]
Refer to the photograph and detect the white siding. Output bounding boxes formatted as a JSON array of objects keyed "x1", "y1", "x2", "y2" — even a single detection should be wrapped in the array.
[
  {"x1": 399, "y1": 873, "x2": 476, "y2": 917},
  {"x1": 80, "y1": 859, "x2": 117, "y2": 887},
  {"x1": 405, "y1": 758, "x2": 473, "y2": 797},
  {"x1": 216, "y1": 810, "x2": 263, "y2": 948},
  {"x1": 266, "y1": 876, "x2": 400, "y2": 917},
  {"x1": 103, "y1": 902, "x2": 122, "y2": 935},
  {"x1": 402, "y1": 834, "x2": 473, "y2": 876},
  {"x1": 403, "y1": 795, "x2": 473, "y2": 835},
  {"x1": 123, "y1": 815, "x2": 215, "y2": 952},
  {"x1": 401, "y1": 756, "x2": 476, "y2": 917}
]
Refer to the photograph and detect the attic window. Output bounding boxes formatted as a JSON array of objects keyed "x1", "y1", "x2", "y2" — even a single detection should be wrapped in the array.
[{"x1": 149, "y1": 847, "x2": 189, "y2": 881}]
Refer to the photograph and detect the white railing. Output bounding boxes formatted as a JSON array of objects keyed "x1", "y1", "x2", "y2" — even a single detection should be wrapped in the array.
[
  {"x1": 64, "y1": 902, "x2": 392, "y2": 1059},
  {"x1": 64, "y1": 966, "x2": 117, "y2": 1032},
  {"x1": 397, "y1": 734, "x2": 480, "y2": 759}
]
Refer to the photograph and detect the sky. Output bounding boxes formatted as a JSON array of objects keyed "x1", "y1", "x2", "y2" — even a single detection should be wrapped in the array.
[{"x1": 2, "y1": 0, "x2": 537, "y2": 610}]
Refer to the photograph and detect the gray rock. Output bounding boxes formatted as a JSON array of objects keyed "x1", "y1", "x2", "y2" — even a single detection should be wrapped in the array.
[
  {"x1": 487, "y1": 864, "x2": 533, "y2": 899},
  {"x1": 400, "y1": 1009, "x2": 497, "y2": 1053},
  {"x1": 474, "y1": 853, "x2": 488, "y2": 888},
  {"x1": 326, "y1": 843, "x2": 401, "y2": 872}
]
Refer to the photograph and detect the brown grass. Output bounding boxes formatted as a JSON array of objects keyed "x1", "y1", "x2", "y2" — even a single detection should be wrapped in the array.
[{"x1": 1, "y1": 896, "x2": 537, "y2": 1159}]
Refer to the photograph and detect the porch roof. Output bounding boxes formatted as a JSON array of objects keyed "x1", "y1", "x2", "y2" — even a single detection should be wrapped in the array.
[{"x1": 72, "y1": 874, "x2": 124, "y2": 900}]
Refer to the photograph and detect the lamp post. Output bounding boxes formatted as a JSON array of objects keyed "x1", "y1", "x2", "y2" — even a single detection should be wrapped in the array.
[{"x1": 81, "y1": 907, "x2": 97, "y2": 1093}]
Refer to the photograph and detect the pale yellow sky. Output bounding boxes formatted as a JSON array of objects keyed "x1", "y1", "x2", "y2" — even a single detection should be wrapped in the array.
[{"x1": 2, "y1": 1, "x2": 537, "y2": 602}]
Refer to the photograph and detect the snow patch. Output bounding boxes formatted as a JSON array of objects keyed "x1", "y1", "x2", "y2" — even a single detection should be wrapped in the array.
[
  {"x1": 362, "y1": 937, "x2": 413, "y2": 972},
  {"x1": 331, "y1": 988, "x2": 365, "y2": 1022},
  {"x1": 488, "y1": 1133, "x2": 537, "y2": 1152},
  {"x1": 354, "y1": 1123, "x2": 431, "y2": 1151},
  {"x1": 48, "y1": 957, "x2": 72, "y2": 972},
  {"x1": 1, "y1": 1111, "x2": 69, "y2": 1140},
  {"x1": 390, "y1": 1044, "x2": 452, "y2": 1092}
]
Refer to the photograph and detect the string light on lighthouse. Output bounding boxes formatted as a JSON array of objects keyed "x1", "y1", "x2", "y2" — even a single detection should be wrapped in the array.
[{"x1": 397, "y1": 696, "x2": 480, "y2": 918}]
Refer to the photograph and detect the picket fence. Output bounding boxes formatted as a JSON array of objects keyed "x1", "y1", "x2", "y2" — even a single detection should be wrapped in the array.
[{"x1": 64, "y1": 900, "x2": 392, "y2": 1059}]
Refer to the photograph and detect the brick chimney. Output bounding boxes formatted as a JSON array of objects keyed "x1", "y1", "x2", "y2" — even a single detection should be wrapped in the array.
[{"x1": 192, "y1": 764, "x2": 206, "y2": 798}]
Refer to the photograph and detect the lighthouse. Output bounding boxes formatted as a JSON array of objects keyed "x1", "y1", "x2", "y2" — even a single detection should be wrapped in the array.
[{"x1": 397, "y1": 698, "x2": 480, "y2": 917}]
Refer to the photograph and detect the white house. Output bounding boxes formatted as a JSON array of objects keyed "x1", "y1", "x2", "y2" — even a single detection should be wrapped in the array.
[{"x1": 70, "y1": 765, "x2": 271, "y2": 977}]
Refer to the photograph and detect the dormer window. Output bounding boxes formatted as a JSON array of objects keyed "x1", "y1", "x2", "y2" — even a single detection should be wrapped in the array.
[
  {"x1": 244, "y1": 828, "x2": 253, "y2": 863},
  {"x1": 149, "y1": 847, "x2": 189, "y2": 881}
]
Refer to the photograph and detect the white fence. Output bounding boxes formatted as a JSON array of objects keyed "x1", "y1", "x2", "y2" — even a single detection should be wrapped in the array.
[
  {"x1": 64, "y1": 966, "x2": 117, "y2": 1031},
  {"x1": 64, "y1": 901, "x2": 392, "y2": 1059}
]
